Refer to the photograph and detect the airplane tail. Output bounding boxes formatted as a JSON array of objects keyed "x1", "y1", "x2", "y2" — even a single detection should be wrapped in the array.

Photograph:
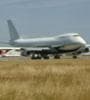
[{"x1": 7, "y1": 20, "x2": 20, "y2": 41}]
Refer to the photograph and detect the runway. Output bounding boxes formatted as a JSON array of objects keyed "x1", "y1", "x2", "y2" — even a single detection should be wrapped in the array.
[{"x1": 0, "y1": 55, "x2": 90, "y2": 61}]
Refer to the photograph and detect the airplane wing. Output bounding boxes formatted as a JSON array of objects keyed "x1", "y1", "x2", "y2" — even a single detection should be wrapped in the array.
[
  {"x1": 51, "y1": 44, "x2": 64, "y2": 48},
  {"x1": 20, "y1": 47, "x2": 50, "y2": 51},
  {"x1": 0, "y1": 47, "x2": 20, "y2": 50}
]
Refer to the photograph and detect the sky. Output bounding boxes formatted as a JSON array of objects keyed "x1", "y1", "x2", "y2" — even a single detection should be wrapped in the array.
[{"x1": 0, "y1": 0, "x2": 90, "y2": 46}]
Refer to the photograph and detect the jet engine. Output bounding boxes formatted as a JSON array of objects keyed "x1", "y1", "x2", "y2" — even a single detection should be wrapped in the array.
[
  {"x1": 20, "y1": 49, "x2": 31, "y2": 56},
  {"x1": 84, "y1": 47, "x2": 90, "y2": 52}
]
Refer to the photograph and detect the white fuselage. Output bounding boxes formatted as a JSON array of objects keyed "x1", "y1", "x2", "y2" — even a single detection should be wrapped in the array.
[{"x1": 10, "y1": 33, "x2": 86, "y2": 51}]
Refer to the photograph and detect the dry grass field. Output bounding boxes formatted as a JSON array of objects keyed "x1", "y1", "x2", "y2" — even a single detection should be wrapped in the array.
[{"x1": 0, "y1": 58, "x2": 90, "y2": 100}]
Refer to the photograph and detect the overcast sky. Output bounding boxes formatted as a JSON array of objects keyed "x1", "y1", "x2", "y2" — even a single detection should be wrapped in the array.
[{"x1": 0, "y1": 0, "x2": 90, "y2": 45}]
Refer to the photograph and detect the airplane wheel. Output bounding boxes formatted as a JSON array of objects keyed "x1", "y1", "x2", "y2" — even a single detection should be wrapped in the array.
[
  {"x1": 31, "y1": 54, "x2": 42, "y2": 60},
  {"x1": 37, "y1": 56, "x2": 42, "y2": 59},
  {"x1": 73, "y1": 55, "x2": 77, "y2": 59},
  {"x1": 54, "y1": 55, "x2": 60, "y2": 59},
  {"x1": 42, "y1": 55, "x2": 49, "y2": 59}
]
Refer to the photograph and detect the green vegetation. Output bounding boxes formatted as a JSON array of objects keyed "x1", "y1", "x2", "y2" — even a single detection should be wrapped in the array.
[{"x1": 0, "y1": 59, "x2": 90, "y2": 100}]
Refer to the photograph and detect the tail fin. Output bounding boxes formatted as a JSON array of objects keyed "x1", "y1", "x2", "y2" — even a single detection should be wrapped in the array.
[{"x1": 7, "y1": 20, "x2": 20, "y2": 41}]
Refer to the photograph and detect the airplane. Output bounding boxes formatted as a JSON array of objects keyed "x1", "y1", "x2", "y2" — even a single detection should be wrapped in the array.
[
  {"x1": 2, "y1": 19, "x2": 90, "y2": 59},
  {"x1": 0, "y1": 47, "x2": 20, "y2": 57}
]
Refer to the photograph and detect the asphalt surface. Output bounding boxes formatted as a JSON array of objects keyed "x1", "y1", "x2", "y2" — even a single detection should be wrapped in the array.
[{"x1": 0, "y1": 55, "x2": 89, "y2": 61}]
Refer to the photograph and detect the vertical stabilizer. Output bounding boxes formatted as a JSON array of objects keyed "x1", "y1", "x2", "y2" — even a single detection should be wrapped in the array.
[{"x1": 7, "y1": 20, "x2": 20, "y2": 41}]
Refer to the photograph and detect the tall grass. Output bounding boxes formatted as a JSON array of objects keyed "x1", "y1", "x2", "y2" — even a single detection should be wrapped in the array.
[{"x1": 0, "y1": 59, "x2": 90, "y2": 100}]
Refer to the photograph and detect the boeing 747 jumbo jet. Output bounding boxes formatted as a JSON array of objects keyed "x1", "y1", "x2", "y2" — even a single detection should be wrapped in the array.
[{"x1": 5, "y1": 20, "x2": 89, "y2": 59}]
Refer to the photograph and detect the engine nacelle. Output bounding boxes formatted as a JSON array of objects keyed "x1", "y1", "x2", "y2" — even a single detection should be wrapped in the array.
[
  {"x1": 84, "y1": 48, "x2": 90, "y2": 53},
  {"x1": 21, "y1": 50, "x2": 31, "y2": 56}
]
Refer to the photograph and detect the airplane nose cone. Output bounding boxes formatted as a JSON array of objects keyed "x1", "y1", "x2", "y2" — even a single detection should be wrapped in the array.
[
  {"x1": 75, "y1": 36, "x2": 86, "y2": 45},
  {"x1": 79, "y1": 38, "x2": 86, "y2": 45}
]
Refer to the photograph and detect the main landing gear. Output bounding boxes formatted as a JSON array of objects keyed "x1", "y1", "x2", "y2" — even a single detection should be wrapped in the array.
[
  {"x1": 54, "y1": 55, "x2": 61, "y2": 59},
  {"x1": 73, "y1": 55, "x2": 78, "y2": 59},
  {"x1": 31, "y1": 53, "x2": 49, "y2": 60}
]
